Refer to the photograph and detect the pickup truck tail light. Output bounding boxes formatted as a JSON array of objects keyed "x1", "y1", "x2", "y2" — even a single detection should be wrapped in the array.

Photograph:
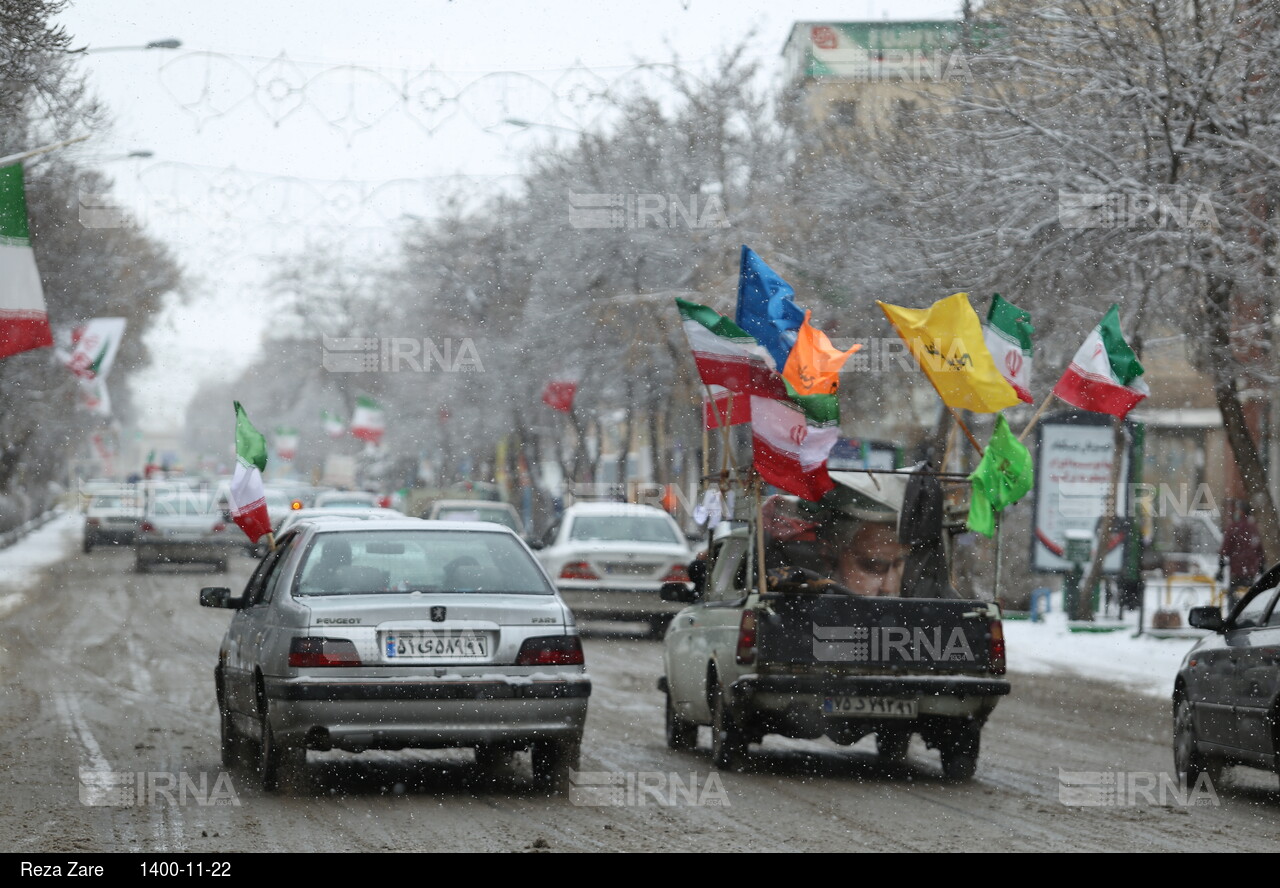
[
  {"x1": 988, "y1": 619, "x2": 1006, "y2": 676},
  {"x1": 289, "y1": 637, "x2": 362, "y2": 667},
  {"x1": 663, "y1": 563, "x2": 691, "y2": 583},
  {"x1": 559, "y1": 561, "x2": 600, "y2": 581},
  {"x1": 516, "y1": 635, "x2": 584, "y2": 666},
  {"x1": 735, "y1": 610, "x2": 757, "y2": 665}
]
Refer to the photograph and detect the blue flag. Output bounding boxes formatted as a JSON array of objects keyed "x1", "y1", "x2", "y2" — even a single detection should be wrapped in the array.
[{"x1": 735, "y1": 245, "x2": 805, "y2": 371}]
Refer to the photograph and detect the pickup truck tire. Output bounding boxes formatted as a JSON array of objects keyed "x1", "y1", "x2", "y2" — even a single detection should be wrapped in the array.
[
  {"x1": 665, "y1": 691, "x2": 698, "y2": 750},
  {"x1": 876, "y1": 729, "x2": 912, "y2": 765},
  {"x1": 939, "y1": 721, "x2": 981, "y2": 782},
  {"x1": 710, "y1": 679, "x2": 748, "y2": 771},
  {"x1": 474, "y1": 743, "x2": 514, "y2": 771}
]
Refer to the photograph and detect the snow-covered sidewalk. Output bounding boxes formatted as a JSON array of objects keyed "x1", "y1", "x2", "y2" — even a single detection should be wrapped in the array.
[
  {"x1": 1003, "y1": 592, "x2": 1205, "y2": 699},
  {"x1": 0, "y1": 510, "x2": 83, "y2": 619}
]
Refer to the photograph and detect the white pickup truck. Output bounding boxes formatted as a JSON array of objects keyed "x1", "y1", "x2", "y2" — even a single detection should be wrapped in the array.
[{"x1": 659, "y1": 471, "x2": 1010, "y2": 780}]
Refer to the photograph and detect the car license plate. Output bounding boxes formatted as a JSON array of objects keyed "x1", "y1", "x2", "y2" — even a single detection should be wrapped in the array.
[
  {"x1": 383, "y1": 632, "x2": 488, "y2": 660},
  {"x1": 823, "y1": 696, "x2": 918, "y2": 718},
  {"x1": 601, "y1": 562, "x2": 656, "y2": 577}
]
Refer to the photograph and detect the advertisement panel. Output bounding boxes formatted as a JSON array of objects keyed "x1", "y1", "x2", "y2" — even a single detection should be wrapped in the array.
[{"x1": 1032, "y1": 412, "x2": 1135, "y2": 574}]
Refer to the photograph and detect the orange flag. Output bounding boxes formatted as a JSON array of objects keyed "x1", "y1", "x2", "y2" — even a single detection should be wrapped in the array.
[{"x1": 781, "y1": 311, "x2": 861, "y2": 396}]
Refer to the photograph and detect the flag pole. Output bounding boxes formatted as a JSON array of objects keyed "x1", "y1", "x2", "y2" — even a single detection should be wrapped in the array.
[
  {"x1": 940, "y1": 421, "x2": 959, "y2": 475},
  {"x1": 702, "y1": 384, "x2": 738, "y2": 474},
  {"x1": 754, "y1": 473, "x2": 768, "y2": 597},
  {"x1": 1018, "y1": 393, "x2": 1057, "y2": 443},
  {"x1": 946, "y1": 406, "x2": 985, "y2": 458},
  {"x1": 0, "y1": 134, "x2": 92, "y2": 168},
  {"x1": 993, "y1": 512, "x2": 1003, "y2": 610}
]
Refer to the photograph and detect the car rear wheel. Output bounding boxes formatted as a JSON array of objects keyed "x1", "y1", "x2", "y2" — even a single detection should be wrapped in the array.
[
  {"x1": 665, "y1": 690, "x2": 698, "y2": 751},
  {"x1": 710, "y1": 678, "x2": 748, "y2": 771},
  {"x1": 531, "y1": 737, "x2": 580, "y2": 793},
  {"x1": 648, "y1": 615, "x2": 672, "y2": 638},
  {"x1": 219, "y1": 704, "x2": 241, "y2": 769},
  {"x1": 257, "y1": 702, "x2": 304, "y2": 792}
]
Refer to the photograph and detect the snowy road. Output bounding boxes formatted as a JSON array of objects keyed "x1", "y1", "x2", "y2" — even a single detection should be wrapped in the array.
[{"x1": 1, "y1": 531, "x2": 1277, "y2": 852}]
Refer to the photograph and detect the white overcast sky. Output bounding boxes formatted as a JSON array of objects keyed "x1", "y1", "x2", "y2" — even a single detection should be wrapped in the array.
[{"x1": 55, "y1": 0, "x2": 963, "y2": 433}]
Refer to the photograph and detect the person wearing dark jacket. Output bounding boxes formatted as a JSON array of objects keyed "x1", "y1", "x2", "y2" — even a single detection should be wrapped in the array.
[{"x1": 1218, "y1": 500, "x2": 1265, "y2": 609}]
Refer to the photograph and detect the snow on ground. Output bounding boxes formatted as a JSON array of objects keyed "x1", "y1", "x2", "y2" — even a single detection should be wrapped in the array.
[
  {"x1": 1003, "y1": 590, "x2": 1205, "y2": 700},
  {"x1": 0, "y1": 511, "x2": 82, "y2": 619},
  {"x1": 0, "y1": 513, "x2": 1211, "y2": 702}
]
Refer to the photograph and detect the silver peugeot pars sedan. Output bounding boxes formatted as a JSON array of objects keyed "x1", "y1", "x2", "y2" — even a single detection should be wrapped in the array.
[{"x1": 200, "y1": 518, "x2": 591, "y2": 792}]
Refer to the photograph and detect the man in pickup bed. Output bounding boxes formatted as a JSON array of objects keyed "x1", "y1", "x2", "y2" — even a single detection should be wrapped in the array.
[{"x1": 829, "y1": 518, "x2": 909, "y2": 597}]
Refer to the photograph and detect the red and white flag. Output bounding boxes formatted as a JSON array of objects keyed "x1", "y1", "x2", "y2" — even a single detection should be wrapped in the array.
[
  {"x1": 350, "y1": 395, "x2": 385, "y2": 444},
  {"x1": 750, "y1": 395, "x2": 840, "y2": 502},
  {"x1": 0, "y1": 164, "x2": 53, "y2": 359},
  {"x1": 1052, "y1": 305, "x2": 1149, "y2": 419},
  {"x1": 541, "y1": 380, "x2": 577, "y2": 413},
  {"x1": 228, "y1": 402, "x2": 272, "y2": 543},
  {"x1": 703, "y1": 385, "x2": 751, "y2": 429}
]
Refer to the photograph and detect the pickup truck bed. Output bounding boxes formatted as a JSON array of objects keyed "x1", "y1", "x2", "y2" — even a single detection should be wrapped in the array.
[{"x1": 661, "y1": 580, "x2": 1009, "y2": 780}]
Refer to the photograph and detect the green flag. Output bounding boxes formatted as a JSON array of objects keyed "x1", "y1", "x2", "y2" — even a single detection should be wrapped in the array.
[{"x1": 967, "y1": 415, "x2": 1033, "y2": 537}]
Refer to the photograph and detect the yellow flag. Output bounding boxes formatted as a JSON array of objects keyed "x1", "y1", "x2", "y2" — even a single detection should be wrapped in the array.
[
  {"x1": 782, "y1": 310, "x2": 861, "y2": 396},
  {"x1": 877, "y1": 293, "x2": 1021, "y2": 413}
]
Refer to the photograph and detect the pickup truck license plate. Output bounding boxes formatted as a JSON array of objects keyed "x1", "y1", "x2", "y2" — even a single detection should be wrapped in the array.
[
  {"x1": 823, "y1": 696, "x2": 918, "y2": 718},
  {"x1": 383, "y1": 632, "x2": 488, "y2": 660}
]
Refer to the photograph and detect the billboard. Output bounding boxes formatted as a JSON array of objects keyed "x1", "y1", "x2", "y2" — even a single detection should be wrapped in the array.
[{"x1": 1032, "y1": 412, "x2": 1135, "y2": 574}]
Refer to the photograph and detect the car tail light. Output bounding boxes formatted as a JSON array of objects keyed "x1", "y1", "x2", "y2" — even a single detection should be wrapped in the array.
[
  {"x1": 289, "y1": 637, "x2": 362, "y2": 667},
  {"x1": 559, "y1": 561, "x2": 600, "y2": 581},
  {"x1": 735, "y1": 610, "x2": 757, "y2": 665},
  {"x1": 86, "y1": 517, "x2": 101, "y2": 527},
  {"x1": 212, "y1": 522, "x2": 227, "y2": 532},
  {"x1": 516, "y1": 635, "x2": 584, "y2": 666},
  {"x1": 988, "y1": 620, "x2": 1006, "y2": 676},
  {"x1": 139, "y1": 521, "x2": 156, "y2": 533},
  {"x1": 663, "y1": 563, "x2": 691, "y2": 583}
]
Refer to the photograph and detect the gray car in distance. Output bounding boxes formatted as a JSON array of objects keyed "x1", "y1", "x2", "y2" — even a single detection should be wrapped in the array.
[{"x1": 200, "y1": 518, "x2": 591, "y2": 792}]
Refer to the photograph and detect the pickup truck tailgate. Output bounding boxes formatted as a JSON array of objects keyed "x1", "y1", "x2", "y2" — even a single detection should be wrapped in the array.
[{"x1": 757, "y1": 593, "x2": 1002, "y2": 673}]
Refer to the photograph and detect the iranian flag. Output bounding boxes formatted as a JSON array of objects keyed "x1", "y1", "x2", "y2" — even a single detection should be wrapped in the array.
[
  {"x1": 275, "y1": 427, "x2": 299, "y2": 460},
  {"x1": 228, "y1": 402, "x2": 272, "y2": 543},
  {"x1": 0, "y1": 164, "x2": 53, "y2": 359},
  {"x1": 750, "y1": 394, "x2": 840, "y2": 502},
  {"x1": 322, "y1": 410, "x2": 346, "y2": 438},
  {"x1": 1052, "y1": 305, "x2": 1149, "y2": 419},
  {"x1": 676, "y1": 297, "x2": 788, "y2": 400},
  {"x1": 703, "y1": 385, "x2": 751, "y2": 429},
  {"x1": 350, "y1": 395, "x2": 385, "y2": 444},
  {"x1": 983, "y1": 294, "x2": 1034, "y2": 404}
]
